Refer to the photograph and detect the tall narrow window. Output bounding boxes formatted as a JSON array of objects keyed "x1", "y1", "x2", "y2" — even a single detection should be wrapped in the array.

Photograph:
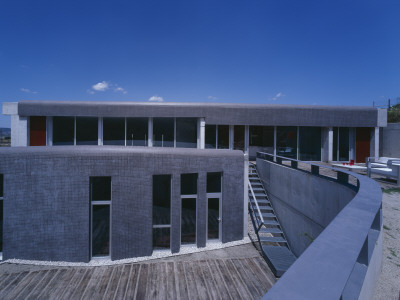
[
  {"x1": 176, "y1": 118, "x2": 197, "y2": 148},
  {"x1": 333, "y1": 127, "x2": 349, "y2": 161},
  {"x1": 299, "y1": 127, "x2": 321, "y2": 161},
  {"x1": 234, "y1": 125, "x2": 245, "y2": 151},
  {"x1": 249, "y1": 126, "x2": 274, "y2": 153},
  {"x1": 217, "y1": 125, "x2": 229, "y2": 149},
  {"x1": 205, "y1": 125, "x2": 217, "y2": 149},
  {"x1": 277, "y1": 126, "x2": 297, "y2": 159},
  {"x1": 53, "y1": 117, "x2": 74, "y2": 145},
  {"x1": 76, "y1": 117, "x2": 98, "y2": 145},
  {"x1": 181, "y1": 174, "x2": 197, "y2": 245},
  {"x1": 0, "y1": 174, "x2": 3, "y2": 253},
  {"x1": 153, "y1": 175, "x2": 171, "y2": 249},
  {"x1": 90, "y1": 177, "x2": 111, "y2": 257},
  {"x1": 153, "y1": 118, "x2": 174, "y2": 147},
  {"x1": 103, "y1": 117, "x2": 125, "y2": 145},
  {"x1": 207, "y1": 172, "x2": 222, "y2": 241},
  {"x1": 127, "y1": 117, "x2": 148, "y2": 146}
]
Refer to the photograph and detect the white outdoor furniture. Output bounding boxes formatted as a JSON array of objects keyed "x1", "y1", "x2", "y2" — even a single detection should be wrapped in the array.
[
  {"x1": 332, "y1": 163, "x2": 367, "y2": 172},
  {"x1": 366, "y1": 157, "x2": 400, "y2": 186}
]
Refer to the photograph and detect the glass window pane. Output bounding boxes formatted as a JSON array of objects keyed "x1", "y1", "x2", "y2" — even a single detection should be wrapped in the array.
[
  {"x1": 205, "y1": 125, "x2": 216, "y2": 149},
  {"x1": 234, "y1": 125, "x2": 245, "y2": 151},
  {"x1": 91, "y1": 177, "x2": 111, "y2": 201},
  {"x1": 181, "y1": 198, "x2": 196, "y2": 244},
  {"x1": 217, "y1": 125, "x2": 229, "y2": 149},
  {"x1": 53, "y1": 116, "x2": 74, "y2": 145},
  {"x1": 299, "y1": 127, "x2": 321, "y2": 161},
  {"x1": 277, "y1": 126, "x2": 297, "y2": 159},
  {"x1": 92, "y1": 205, "x2": 110, "y2": 256},
  {"x1": 181, "y1": 173, "x2": 197, "y2": 195},
  {"x1": 0, "y1": 174, "x2": 3, "y2": 197},
  {"x1": 103, "y1": 117, "x2": 125, "y2": 145},
  {"x1": 208, "y1": 198, "x2": 219, "y2": 239},
  {"x1": 153, "y1": 228, "x2": 170, "y2": 249},
  {"x1": 153, "y1": 118, "x2": 174, "y2": 147},
  {"x1": 339, "y1": 128, "x2": 349, "y2": 161},
  {"x1": 126, "y1": 117, "x2": 148, "y2": 146},
  {"x1": 207, "y1": 172, "x2": 221, "y2": 193},
  {"x1": 176, "y1": 118, "x2": 197, "y2": 148},
  {"x1": 76, "y1": 117, "x2": 98, "y2": 145},
  {"x1": 0, "y1": 199, "x2": 3, "y2": 252},
  {"x1": 153, "y1": 175, "x2": 171, "y2": 225}
]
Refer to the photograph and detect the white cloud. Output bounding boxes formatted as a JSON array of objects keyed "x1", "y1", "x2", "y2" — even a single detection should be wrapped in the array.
[
  {"x1": 92, "y1": 81, "x2": 109, "y2": 92},
  {"x1": 86, "y1": 89, "x2": 95, "y2": 95},
  {"x1": 148, "y1": 95, "x2": 164, "y2": 102},
  {"x1": 114, "y1": 86, "x2": 127, "y2": 94},
  {"x1": 20, "y1": 88, "x2": 37, "y2": 94},
  {"x1": 272, "y1": 92, "x2": 284, "y2": 101},
  {"x1": 208, "y1": 96, "x2": 218, "y2": 100}
]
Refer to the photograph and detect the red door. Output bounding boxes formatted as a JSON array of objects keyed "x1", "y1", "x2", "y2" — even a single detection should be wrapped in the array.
[
  {"x1": 30, "y1": 116, "x2": 46, "y2": 146},
  {"x1": 356, "y1": 127, "x2": 370, "y2": 163}
]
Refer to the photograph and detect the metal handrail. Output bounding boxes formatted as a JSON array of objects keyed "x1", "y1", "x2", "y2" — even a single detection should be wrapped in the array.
[{"x1": 248, "y1": 179, "x2": 265, "y2": 233}]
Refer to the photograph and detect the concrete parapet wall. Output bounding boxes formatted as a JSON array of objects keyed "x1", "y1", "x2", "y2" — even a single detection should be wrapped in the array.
[
  {"x1": 257, "y1": 154, "x2": 382, "y2": 300},
  {"x1": 257, "y1": 159, "x2": 356, "y2": 256}
]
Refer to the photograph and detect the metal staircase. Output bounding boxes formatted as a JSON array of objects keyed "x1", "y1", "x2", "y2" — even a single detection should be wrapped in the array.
[{"x1": 248, "y1": 162, "x2": 297, "y2": 277}]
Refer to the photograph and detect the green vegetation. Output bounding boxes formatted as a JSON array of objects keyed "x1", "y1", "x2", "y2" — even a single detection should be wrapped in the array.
[
  {"x1": 303, "y1": 232, "x2": 315, "y2": 242},
  {"x1": 383, "y1": 225, "x2": 391, "y2": 230},
  {"x1": 382, "y1": 187, "x2": 400, "y2": 194},
  {"x1": 388, "y1": 102, "x2": 400, "y2": 123},
  {"x1": 389, "y1": 248, "x2": 397, "y2": 258}
]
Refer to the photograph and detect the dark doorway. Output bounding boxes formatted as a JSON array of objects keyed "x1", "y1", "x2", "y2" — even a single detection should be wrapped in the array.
[{"x1": 356, "y1": 127, "x2": 371, "y2": 163}]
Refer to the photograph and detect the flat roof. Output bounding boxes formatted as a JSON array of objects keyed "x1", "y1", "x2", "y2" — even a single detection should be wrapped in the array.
[{"x1": 3, "y1": 101, "x2": 388, "y2": 127}]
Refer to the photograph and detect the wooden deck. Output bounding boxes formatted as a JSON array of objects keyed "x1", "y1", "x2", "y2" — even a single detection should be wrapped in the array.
[{"x1": 0, "y1": 256, "x2": 275, "y2": 299}]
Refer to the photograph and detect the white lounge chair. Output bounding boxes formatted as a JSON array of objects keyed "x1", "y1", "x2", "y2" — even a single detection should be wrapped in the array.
[{"x1": 367, "y1": 157, "x2": 400, "y2": 186}]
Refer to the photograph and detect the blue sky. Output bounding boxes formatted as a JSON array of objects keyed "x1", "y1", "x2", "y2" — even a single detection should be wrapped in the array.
[{"x1": 0, "y1": 0, "x2": 399, "y2": 127}]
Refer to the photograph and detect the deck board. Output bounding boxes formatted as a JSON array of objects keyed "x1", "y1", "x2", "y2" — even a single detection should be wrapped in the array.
[{"x1": 0, "y1": 256, "x2": 275, "y2": 299}]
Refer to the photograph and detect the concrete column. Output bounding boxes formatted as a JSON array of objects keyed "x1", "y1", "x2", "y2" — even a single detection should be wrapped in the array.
[
  {"x1": 197, "y1": 172, "x2": 207, "y2": 248},
  {"x1": 328, "y1": 127, "x2": 333, "y2": 161},
  {"x1": 243, "y1": 154, "x2": 249, "y2": 237},
  {"x1": 296, "y1": 126, "x2": 300, "y2": 160},
  {"x1": 46, "y1": 117, "x2": 53, "y2": 146},
  {"x1": 229, "y1": 125, "x2": 234, "y2": 150},
  {"x1": 321, "y1": 127, "x2": 333, "y2": 162},
  {"x1": 199, "y1": 118, "x2": 205, "y2": 149},
  {"x1": 244, "y1": 125, "x2": 249, "y2": 154},
  {"x1": 98, "y1": 117, "x2": 103, "y2": 145},
  {"x1": 273, "y1": 126, "x2": 277, "y2": 158},
  {"x1": 170, "y1": 174, "x2": 180, "y2": 254},
  {"x1": 370, "y1": 127, "x2": 380, "y2": 158},
  {"x1": 11, "y1": 115, "x2": 28, "y2": 147},
  {"x1": 148, "y1": 118, "x2": 153, "y2": 147}
]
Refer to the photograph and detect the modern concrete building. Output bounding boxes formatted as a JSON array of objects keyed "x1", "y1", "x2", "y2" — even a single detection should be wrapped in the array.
[{"x1": 0, "y1": 101, "x2": 386, "y2": 272}]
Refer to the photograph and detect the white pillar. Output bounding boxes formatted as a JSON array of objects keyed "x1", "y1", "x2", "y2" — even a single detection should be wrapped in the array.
[
  {"x1": 229, "y1": 125, "x2": 234, "y2": 150},
  {"x1": 273, "y1": 126, "x2": 277, "y2": 157},
  {"x1": 11, "y1": 115, "x2": 28, "y2": 147},
  {"x1": 244, "y1": 125, "x2": 249, "y2": 154},
  {"x1": 46, "y1": 117, "x2": 53, "y2": 146},
  {"x1": 148, "y1": 117, "x2": 153, "y2": 147},
  {"x1": 349, "y1": 128, "x2": 356, "y2": 161},
  {"x1": 296, "y1": 126, "x2": 300, "y2": 160},
  {"x1": 199, "y1": 118, "x2": 205, "y2": 149},
  {"x1": 370, "y1": 127, "x2": 380, "y2": 158},
  {"x1": 98, "y1": 117, "x2": 103, "y2": 145},
  {"x1": 328, "y1": 127, "x2": 333, "y2": 161}
]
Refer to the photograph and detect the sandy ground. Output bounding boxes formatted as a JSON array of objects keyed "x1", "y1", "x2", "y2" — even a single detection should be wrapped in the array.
[{"x1": 374, "y1": 189, "x2": 400, "y2": 300}]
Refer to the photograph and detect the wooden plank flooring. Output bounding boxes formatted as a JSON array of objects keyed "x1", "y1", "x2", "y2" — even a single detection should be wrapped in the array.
[{"x1": 0, "y1": 257, "x2": 275, "y2": 299}]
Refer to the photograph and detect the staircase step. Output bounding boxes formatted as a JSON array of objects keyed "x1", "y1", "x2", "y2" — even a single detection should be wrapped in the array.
[
  {"x1": 259, "y1": 206, "x2": 274, "y2": 212},
  {"x1": 260, "y1": 236, "x2": 287, "y2": 243},
  {"x1": 262, "y1": 220, "x2": 279, "y2": 226},
  {"x1": 258, "y1": 227, "x2": 283, "y2": 234},
  {"x1": 255, "y1": 212, "x2": 276, "y2": 218},
  {"x1": 252, "y1": 200, "x2": 270, "y2": 205}
]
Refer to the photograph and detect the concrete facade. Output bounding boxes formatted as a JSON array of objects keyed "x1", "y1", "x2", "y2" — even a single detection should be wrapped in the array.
[
  {"x1": 0, "y1": 146, "x2": 244, "y2": 262},
  {"x1": 380, "y1": 123, "x2": 400, "y2": 158}
]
